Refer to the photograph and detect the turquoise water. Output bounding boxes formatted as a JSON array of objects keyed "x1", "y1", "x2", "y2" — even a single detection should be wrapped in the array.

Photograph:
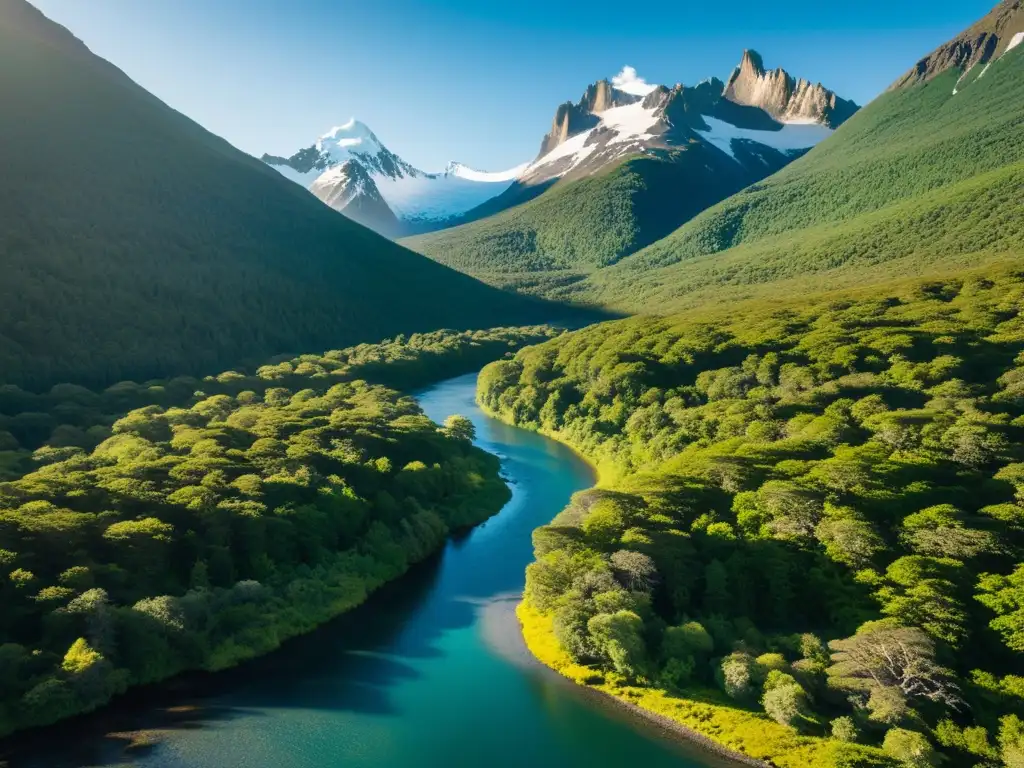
[{"x1": 8, "y1": 373, "x2": 729, "y2": 768}]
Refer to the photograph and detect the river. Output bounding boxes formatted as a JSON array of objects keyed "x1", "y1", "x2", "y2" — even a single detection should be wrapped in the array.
[{"x1": 5, "y1": 372, "x2": 731, "y2": 768}]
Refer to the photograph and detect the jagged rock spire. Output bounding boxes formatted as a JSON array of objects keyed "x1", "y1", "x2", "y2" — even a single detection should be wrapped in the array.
[{"x1": 722, "y1": 49, "x2": 858, "y2": 128}]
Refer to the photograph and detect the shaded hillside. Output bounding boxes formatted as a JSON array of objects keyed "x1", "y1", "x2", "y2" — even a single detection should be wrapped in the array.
[{"x1": 0, "y1": 0, "x2": 548, "y2": 389}]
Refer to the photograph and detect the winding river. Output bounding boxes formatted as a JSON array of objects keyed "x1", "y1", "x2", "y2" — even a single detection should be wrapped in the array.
[{"x1": 7, "y1": 372, "x2": 730, "y2": 768}]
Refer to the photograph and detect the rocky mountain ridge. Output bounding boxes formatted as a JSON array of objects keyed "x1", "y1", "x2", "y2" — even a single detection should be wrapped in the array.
[
  {"x1": 264, "y1": 53, "x2": 857, "y2": 239},
  {"x1": 890, "y1": 0, "x2": 1024, "y2": 90},
  {"x1": 517, "y1": 52, "x2": 857, "y2": 189},
  {"x1": 724, "y1": 49, "x2": 859, "y2": 127}
]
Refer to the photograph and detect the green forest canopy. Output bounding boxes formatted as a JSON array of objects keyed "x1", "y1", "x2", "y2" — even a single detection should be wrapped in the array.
[
  {"x1": 480, "y1": 267, "x2": 1024, "y2": 767},
  {"x1": 0, "y1": 327, "x2": 553, "y2": 737},
  {"x1": 573, "y1": 52, "x2": 1024, "y2": 313}
]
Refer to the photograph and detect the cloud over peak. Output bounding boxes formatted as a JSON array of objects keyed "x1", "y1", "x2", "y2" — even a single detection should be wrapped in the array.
[{"x1": 611, "y1": 65, "x2": 657, "y2": 96}]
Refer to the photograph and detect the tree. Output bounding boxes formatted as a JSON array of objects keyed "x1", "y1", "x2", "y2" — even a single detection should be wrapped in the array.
[
  {"x1": 587, "y1": 610, "x2": 646, "y2": 679},
  {"x1": 718, "y1": 652, "x2": 757, "y2": 700},
  {"x1": 900, "y1": 505, "x2": 996, "y2": 560},
  {"x1": 610, "y1": 550, "x2": 658, "y2": 592},
  {"x1": 876, "y1": 557, "x2": 969, "y2": 647},
  {"x1": 1000, "y1": 715, "x2": 1024, "y2": 768},
  {"x1": 816, "y1": 515, "x2": 885, "y2": 568},
  {"x1": 756, "y1": 481, "x2": 823, "y2": 541},
  {"x1": 831, "y1": 716, "x2": 859, "y2": 743},
  {"x1": 440, "y1": 414, "x2": 475, "y2": 442},
  {"x1": 882, "y1": 728, "x2": 938, "y2": 768},
  {"x1": 62, "y1": 637, "x2": 102, "y2": 674},
  {"x1": 762, "y1": 672, "x2": 811, "y2": 729},
  {"x1": 581, "y1": 499, "x2": 628, "y2": 548},
  {"x1": 827, "y1": 624, "x2": 962, "y2": 719},
  {"x1": 662, "y1": 621, "x2": 714, "y2": 659},
  {"x1": 977, "y1": 565, "x2": 1024, "y2": 652},
  {"x1": 941, "y1": 419, "x2": 1006, "y2": 468}
]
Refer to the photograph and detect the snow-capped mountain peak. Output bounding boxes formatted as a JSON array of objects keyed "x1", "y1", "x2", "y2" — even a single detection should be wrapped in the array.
[
  {"x1": 317, "y1": 119, "x2": 384, "y2": 160},
  {"x1": 262, "y1": 121, "x2": 528, "y2": 236},
  {"x1": 444, "y1": 160, "x2": 530, "y2": 182},
  {"x1": 261, "y1": 56, "x2": 857, "y2": 238},
  {"x1": 519, "y1": 54, "x2": 857, "y2": 187}
]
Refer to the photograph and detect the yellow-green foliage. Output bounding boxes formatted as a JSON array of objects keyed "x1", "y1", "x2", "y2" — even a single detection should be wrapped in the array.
[
  {"x1": 488, "y1": 268, "x2": 1024, "y2": 767},
  {"x1": 517, "y1": 602, "x2": 892, "y2": 768}
]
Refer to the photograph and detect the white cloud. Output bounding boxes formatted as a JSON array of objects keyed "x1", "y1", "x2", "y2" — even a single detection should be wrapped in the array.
[{"x1": 611, "y1": 66, "x2": 657, "y2": 96}]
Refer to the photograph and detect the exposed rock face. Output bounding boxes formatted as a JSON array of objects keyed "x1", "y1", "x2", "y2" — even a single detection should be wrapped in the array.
[
  {"x1": 580, "y1": 79, "x2": 638, "y2": 113},
  {"x1": 890, "y1": 0, "x2": 1024, "y2": 89},
  {"x1": 538, "y1": 102, "x2": 599, "y2": 156},
  {"x1": 309, "y1": 160, "x2": 399, "y2": 236},
  {"x1": 261, "y1": 145, "x2": 329, "y2": 176},
  {"x1": 537, "y1": 79, "x2": 640, "y2": 156},
  {"x1": 723, "y1": 50, "x2": 858, "y2": 127}
]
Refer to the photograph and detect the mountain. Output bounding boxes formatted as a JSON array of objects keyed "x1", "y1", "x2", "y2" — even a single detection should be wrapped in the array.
[
  {"x1": 404, "y1": 53, "x2": 856, "y2": 296},
  {"x1": 517, "y1": 64, "x2": 845, "y2": 189},
  {"x1": 723, "y1": 49, "x2": 859, "y2": 126},
  {"x1": 262, "y1": 121, "x2": 527, "y2": 236},
  {"x1": 891, "y1": 0, "x2": 1024, "y2": 91},
  {"x1": 557, "y1": 0, "x2": 1024, "y2": 312},
  {"x1": 0, "y1": 0, "x2": 551, "y2": 389}
]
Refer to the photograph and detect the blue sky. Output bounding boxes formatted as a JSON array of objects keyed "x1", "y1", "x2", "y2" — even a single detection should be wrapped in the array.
[{"x1": 32, "y1": 0, "x2": 994, "y2": 171}]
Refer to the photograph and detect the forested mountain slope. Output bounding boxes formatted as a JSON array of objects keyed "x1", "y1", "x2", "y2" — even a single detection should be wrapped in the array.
[
  {"x1": 404, "y1": 149, "x2": 788, "y2": 297},
  {"x1": 567, "y1": 12, "x2": 1024, "y2": 312},
  {"x1": 0, "y1": 0, "x2": 548, "y2": 390},
  {"x1": 404, "y1": 53, "x2": 853, "y2": 296},
  {"x1": 481, "y1": 267, "x2": 1024, "y2": 767}
]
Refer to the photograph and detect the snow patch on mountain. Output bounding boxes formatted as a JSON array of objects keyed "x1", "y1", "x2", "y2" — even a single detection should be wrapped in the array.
[
  {"x1": 529, "y1": 129, "x2": 598, "y2": 176},
  {"x1": 695, "y1": 117, "x2": 833, "y2": 160},
  {"x1": 446, "y1": 161, "x2": 530, "y2": 183},
  {"x1": 375, "y1": 171, "x2": 522, "y2": 223},
  {"x1": 603, "y1": 100, "x2": 662, "y2": 144},
  {"x1": 526, "y1": 98, "x2": 662, "y2": 177},
  {"x1": 264, "y1": 119, "x2": 530, "y2": 229}
]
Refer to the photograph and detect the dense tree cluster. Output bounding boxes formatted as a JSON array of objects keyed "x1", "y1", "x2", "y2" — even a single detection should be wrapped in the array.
[
  {"x1": 481, "y1": 270, "x2": 1024, "y2": 766},
  {"x1": 0, "y1": 327, "x2": 552, "y2": 737},
  {"x1": 0, "y1": 327, "x2": 556, "y2": 479}
]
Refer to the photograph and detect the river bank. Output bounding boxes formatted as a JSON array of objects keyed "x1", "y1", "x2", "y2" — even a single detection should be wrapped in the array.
[
  {"x1": 475, "y1": 397, "x2": 868, "y2": 768},
  {"x1": 3, "y1": 372, "x2": 720, "y2": 768}
]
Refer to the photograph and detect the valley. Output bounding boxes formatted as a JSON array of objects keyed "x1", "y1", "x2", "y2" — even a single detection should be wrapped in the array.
[
  {"x1": 2, "y1": 0, "x2": 1024, "y2": 766},
  {"x1": 2, "y1": 373, "x2": 744, "y2": 768}
]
